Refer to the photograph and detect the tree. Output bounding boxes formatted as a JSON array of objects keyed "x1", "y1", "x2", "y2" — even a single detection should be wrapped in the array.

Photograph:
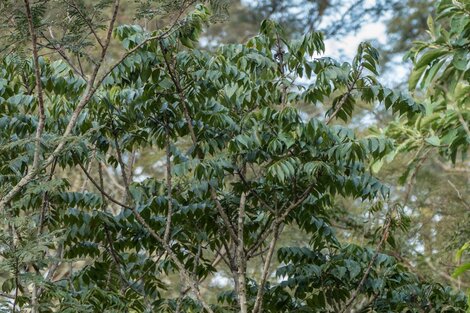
[
  {"x1": 383, "y1": 0, "x2": 470, "y2": 304},
  {"x1": 0, "y1": 1, "x2": 468, "y2": 312}
]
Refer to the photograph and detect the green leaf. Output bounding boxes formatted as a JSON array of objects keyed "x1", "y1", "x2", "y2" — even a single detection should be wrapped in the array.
[
  {"x1": 415, "y1": 49, "x2": 447, "y2": 69},
  {"x1": 452, "y1": 263, "x2": 470, "y2": 278},
  {"x1": 425, "y1": 135, "x2": 441, "y2": 146}
]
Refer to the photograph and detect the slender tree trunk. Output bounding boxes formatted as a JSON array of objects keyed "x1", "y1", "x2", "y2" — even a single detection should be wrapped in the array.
[{"x1": 237, "y1": 192, "x2": 248, "y2": 313}]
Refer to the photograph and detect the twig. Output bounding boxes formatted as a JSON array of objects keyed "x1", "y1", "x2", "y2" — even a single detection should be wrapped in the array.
[
  {"x1": 0, "y1": 292, "x2": 15, "y2": 300},
  {"x1": 340, "y1": 206, "x2": 395, "y2": 313},
  {"x1": 455, "y1": 106, "x2": 470, "y2": 139},
  {"x1": 210, "y1": 188, "x2": 239, "y2": 244},
  {"x1": 160, "y1": 41, "x2": 198, "y2": 144},
  {"x1": 164, "y1": 122, "x2": 173, "y2": 243},
  {"x1": 403, "y1": 149, "x2": 430, "y2": 206},
  {"x1": 247, "y1": 186, "x2": 313, "y2": 257},
  {"x1": 447, "y1": 180, "x2": 470, "y2": 211},
  {"x1": 38, "y1": 158, "x2": 57, "y2": 234},
  {"x1": 65, "y1": 0, "x2": 105, "y2": 49},
  {"x1": 98, "y1": 161, "x2": 129, "y2": 294},
  {"x1": 76, "y1": 161, "x2": 130, "y2": 209},
  {"x1": 41, "y1": 29, "x2": 86, "y2": 80},
  {"x1": 94, "y1": 2, "x2": 194, "y2": 90}
]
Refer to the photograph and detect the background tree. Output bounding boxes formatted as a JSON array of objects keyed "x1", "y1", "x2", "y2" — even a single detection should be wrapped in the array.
[{"x1": 383, "y1": 0, "x2": 470, "y2": 297}]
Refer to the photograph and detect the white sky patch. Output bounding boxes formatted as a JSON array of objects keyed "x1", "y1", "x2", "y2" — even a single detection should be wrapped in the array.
[
  {"x1": 324, "y1": 21, "x2": 387, "y2": 60},
  {"x1": 152, "y1": 158, "x2": 166, "y2": 170},
  {"x1": 134, "y1": 166, "x2": 143, "y2": 175},
  {"x1": 210, "y1": 272, "x2": 234, "y2": 288},
  {"x1": 133, "y1": 174, "x2": 150, "y2": 183},
  {"x1": 432, "y1": 214, "x2": 443, "y2": 223}
]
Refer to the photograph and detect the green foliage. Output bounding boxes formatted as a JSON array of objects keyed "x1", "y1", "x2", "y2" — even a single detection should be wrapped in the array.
[
  {"x1": 0, "y1": 2, "x2": 467, "y2": 312},
  {"x1": 392, "y1": 0, "x2": 470, "y2": 163},
  {"x1": 385, "y1": 0, "x2": 470, "y2": 308}
]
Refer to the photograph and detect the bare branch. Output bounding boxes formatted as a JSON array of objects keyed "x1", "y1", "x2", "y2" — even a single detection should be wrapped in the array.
[
  {"x1": 23, "y1": 0, "x2": 46, "y2": 172},
  {"x1": 65, "y1": 0, "x2": 105, "y2": 49},
  {"x1": 340, "y1": 206, "x2": 395, "y2": 313},
  {"x1": 77, "y1": 161, "x2": 130, "y2": 209},
  {"x1": 237, "y1": 192, "x2": 248, "y2": 313},
  {"x1": 447, "y1": 180, "x2": 470, "y2": 211},
  {"x1": 247, "y1": 186, "x2": 313, "y2": 257},
  {"x1": 252, "y1": 223, "x2": 280, "y2": 313},
  {"x1": 164, "y1": 122, "x2": 173, "y2": 243},
  {"x1": 210, "y1": 188, "x2": 239, "y2": 243}
]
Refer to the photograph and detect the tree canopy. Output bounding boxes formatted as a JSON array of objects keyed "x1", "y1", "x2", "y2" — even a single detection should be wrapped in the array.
[{"x1": 0, "y1": 0, "x2": 468, "y2": 312}]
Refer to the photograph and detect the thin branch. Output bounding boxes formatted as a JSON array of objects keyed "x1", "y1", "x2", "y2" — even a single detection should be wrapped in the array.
[
  {"x1": 237, "y1": 192, "x2": 248, "y2": 313},
  {"x1": 23, "y1": 0, "x2": 46, "y2": 172},
  {"x1": 252, "y1": 223, "x2": 280, "y2": 313},
  {"x1": 210, "y1": 188, "x2": 239, "y2": 244},
  {"x1": 160, "y1": 41, "x2": 198, "y2": 144},
  {"x1": 164, "y1": 122, "x2": 173, "y2": 243},
  {"x1": 177, "y1": 248, "x2": 228, "y2": 299},
  {"x1": 247, "y1": 186, "x2": 313, "y2": 257},
  {"x1": 340, "y1": 206, "x2": 395, "y2": 313},
  {"x1": 36, "y1": 243, "x2": 63, "y2": 297},
  {"x1": 447, "y1": 180, "x2": 470, "y2": 211},
  {"x1": 76, "y1": 161, "x2": 130, "y2": 209},
  {"x1": 325, "y1": 66, "x2": 362, "y2": 125},
  {"x1": 403, "y1": 149, "x2": 430, "y2": 206},
  {"x1": 274, "y1": 31, "x2": 287, "y2": 108},
  {"x1": 38, "y1": 158, "x2": 57, "y2": 234},
  {"x1": 98, "y1": 161, "x2": 129, "y2": 294},
  {"x1": 455, "y1": 106, "x2": 470, "y2": 139},
  {"x1": 104, "y1": 226, "x2": 129, "y2": 292},
  {"x1": 0, "y1": 0, "x2": 121, "y2": 211},
  {"x1": 94, "y1": 2, "x2": 193, "y2": 90},
  {"x1": 246, "y1": 215, "x2": 274, "y2": 258},
  {"x1": 237, "y1": 171, "x2": 276, "y2": 214},
  {"x1": 65, "y1": 0, "x2": 105, "y2": 49},
  {"x1": 23, "y1": 2, "x2": 47, "y2": 309},
  {"x1": 113, "y1": 134, "x2": 214, "y2": 313},
  {"x1": 0, "y1": 292, "x2": 15, "y2": 300},
  {"x1": 105, "y1": 165, "x2": 126, "y2": 191},
  {"x1": 40, "y1": 32, "x2": 86, "y2": 80},
  {"x1": 434, "y1": 159, "x2": 470, "y2": 173}
]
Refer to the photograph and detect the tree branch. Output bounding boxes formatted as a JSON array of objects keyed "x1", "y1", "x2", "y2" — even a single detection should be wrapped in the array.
[
  {"x1": 237, "y1": 192, "x2": 248, "y2": 313},
  {"x1": 112, "y1": 134, "x2": 214, "y2": 313},
  {"x1": 0, "y1": 0, "x2": 121, "y2": 211},
  {"x1": 23, "y1": 0, "x2": 46, "y2": 172},
  {"x1": 65, "y1": 0, "x2": 105, "y2": 49},
  {"x1": 340, "y1": 206, "x2": 395, "y2": 313},
  {"x1": 247, "y1": 186, "x2": 313, "y2": 257},
  {"x1": 76, "y1": 161, "x2": 130, "y2": 209},
  {"x1": 210, "y1": 188, "x2": 239, "y2": 244},
  {"x1": 164, "y1": 122, "x2": 173, "y2": 244},
  {"x1": 325, "y1": 65, "x2": 362, "y2": 125},
  {"x1": 252, "y1": 223, "x2": 280, "y2": 313}
]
